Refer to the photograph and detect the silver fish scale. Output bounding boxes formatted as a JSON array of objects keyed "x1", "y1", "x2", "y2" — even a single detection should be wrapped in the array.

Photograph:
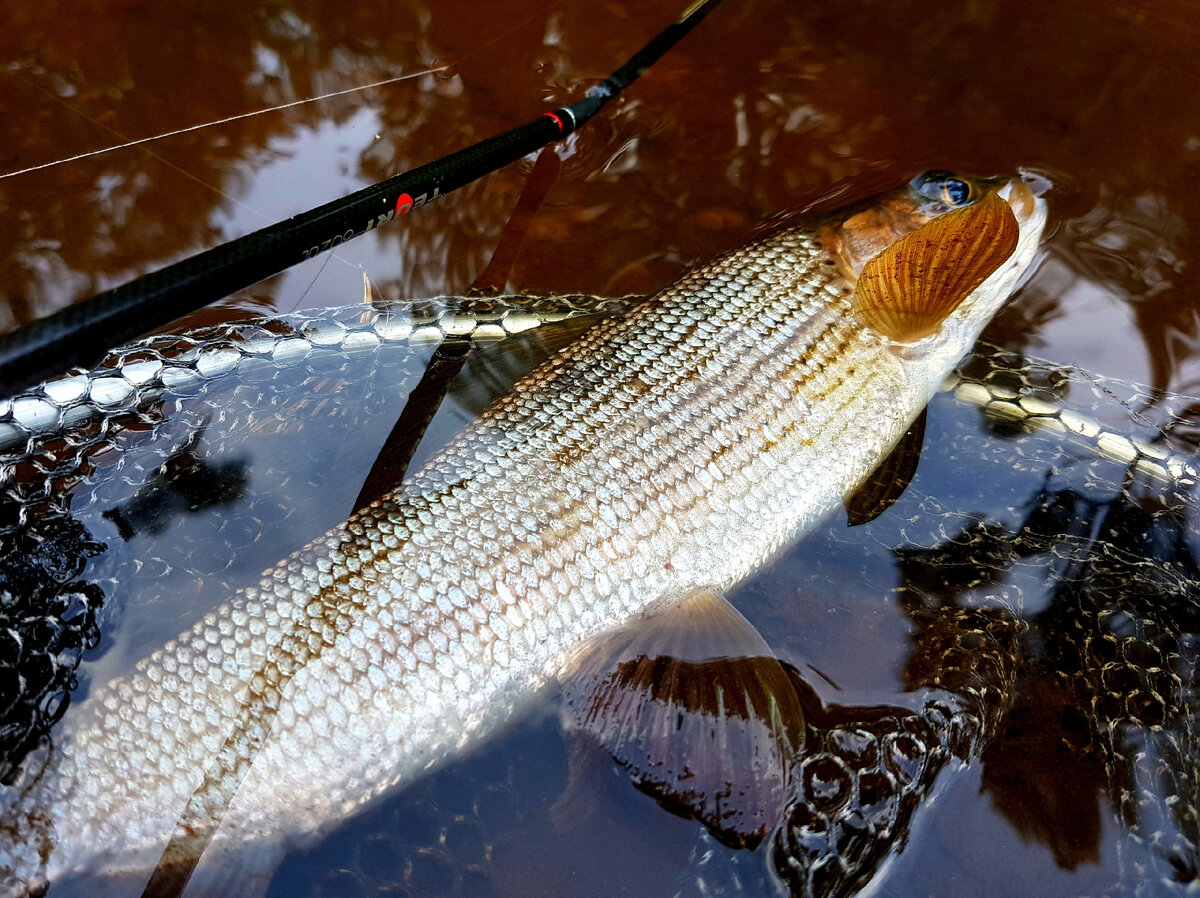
[{"x1": 1, "y1": 227, "x2": 924, "y2": 889}]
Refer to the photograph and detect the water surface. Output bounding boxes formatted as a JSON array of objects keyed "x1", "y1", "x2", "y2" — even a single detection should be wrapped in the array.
[{"x1": 3, "y1": 0, "x2": 1200, "y2": 895}]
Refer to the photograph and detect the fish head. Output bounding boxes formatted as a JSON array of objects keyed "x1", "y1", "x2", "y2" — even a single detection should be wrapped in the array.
[
  {"x1": 823, "y1": 171, "x2": 1044, "y2": 279},
  {"x1": 822, "y1": 170, "x2": 1047, "y2": 385}
]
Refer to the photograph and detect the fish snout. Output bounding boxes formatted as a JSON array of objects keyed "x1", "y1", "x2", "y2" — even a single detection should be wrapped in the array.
[{"x1": 996, "y1": 175, "x2": 1039, "y2": 224}]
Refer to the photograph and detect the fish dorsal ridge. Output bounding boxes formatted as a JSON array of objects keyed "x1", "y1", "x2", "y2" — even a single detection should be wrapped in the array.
[{"x1": 853, "y1": 191, "x2": 1020, "y2": 343}]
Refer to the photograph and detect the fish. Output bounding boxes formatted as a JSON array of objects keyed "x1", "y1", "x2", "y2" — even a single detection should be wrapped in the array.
[{"x1": 0, "y1": 170, "x2": 1046, "y2": 895}]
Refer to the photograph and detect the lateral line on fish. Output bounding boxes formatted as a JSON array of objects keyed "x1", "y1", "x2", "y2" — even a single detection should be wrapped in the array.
[
  {"x1": 532, "y1": 302, "x2": 853, "y2": 485},
  {"x1": 406, "y1": 272, "x2": 855, "y2": 499}
]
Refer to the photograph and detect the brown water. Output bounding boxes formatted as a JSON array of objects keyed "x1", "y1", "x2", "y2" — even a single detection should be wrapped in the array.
[
  {"x1": 3, "y1": 0, "x2": 1200, "y2": 895},
  {"x1": 5, "y1": 0, "x2": 1199, "y2": 391}
]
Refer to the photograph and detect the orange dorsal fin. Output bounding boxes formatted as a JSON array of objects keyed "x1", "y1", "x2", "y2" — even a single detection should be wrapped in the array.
[{"x1": 853, "y1": 191, "x2": 1019, "y2": 343}]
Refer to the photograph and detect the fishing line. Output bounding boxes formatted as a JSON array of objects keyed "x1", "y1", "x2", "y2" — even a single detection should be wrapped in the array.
[
  {"x1": 0, "y1": 70, "x2": 448, "y2": 182},
  {"x1": 0, "y1": 0, "x2": 725, "y2": 396},
  {"x1": 289, "y1": 241, "x2": 341, "y2": 314},
  {"x1": 5, "y1": 69, "x2": 397, "y2": 308},
  {"x1": 7, "y1": 68, "x2": 286, "y2": 228},
  {"x1": 0, "y1": 0, "x2": 545, "y2": 184},
  {"x1": 2, "y1": 9, "x2": 550, "y2": 319}
]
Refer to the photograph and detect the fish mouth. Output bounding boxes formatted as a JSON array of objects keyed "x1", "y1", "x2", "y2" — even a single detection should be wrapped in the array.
[
  {"x1": 995, "y1": 176, "x2": 1040, "y2": 226},
  {"x1": 997, "y1": 174, "x2": 1050, "y2": 274}
]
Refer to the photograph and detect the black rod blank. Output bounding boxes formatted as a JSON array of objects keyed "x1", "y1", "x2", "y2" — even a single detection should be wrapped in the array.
[{"x1": 0, "y1": 0, "x2": 724, "y2": 396}]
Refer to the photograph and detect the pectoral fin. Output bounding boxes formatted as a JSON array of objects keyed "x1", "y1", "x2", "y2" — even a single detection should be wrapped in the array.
[
  {"x1": 845, "y1": 408, "x2": 927, "y2": 526},
  {"x1": 853, "y1": 191, "x2": 1019, "y2": 343},
  {"x1": 562, "y1": 589, "x2": 805, "y2": 848}
]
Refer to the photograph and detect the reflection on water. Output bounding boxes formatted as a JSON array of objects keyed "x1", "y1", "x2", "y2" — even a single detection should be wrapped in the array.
[
  {"x1": 3, "y1": 0, "x2": 1200, "y2": 894},
  {"x1": 5, "y1": 0, "x2": 1200, "y2": 378}
]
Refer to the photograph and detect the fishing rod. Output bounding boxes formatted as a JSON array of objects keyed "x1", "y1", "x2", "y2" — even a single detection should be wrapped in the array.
[{"x1": 0, "y1": 0, "x2": 724, "y2": 398}]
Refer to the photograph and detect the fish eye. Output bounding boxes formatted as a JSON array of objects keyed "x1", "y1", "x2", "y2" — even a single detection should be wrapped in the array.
[{"x1": 911, "y1": 171, "x2": 975, "y2": 206}]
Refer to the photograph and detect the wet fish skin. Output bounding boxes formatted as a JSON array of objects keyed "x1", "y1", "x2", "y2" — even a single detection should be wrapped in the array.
[{"x1": 0, "y1": 175, "x2": 1046, "y2": 894}]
